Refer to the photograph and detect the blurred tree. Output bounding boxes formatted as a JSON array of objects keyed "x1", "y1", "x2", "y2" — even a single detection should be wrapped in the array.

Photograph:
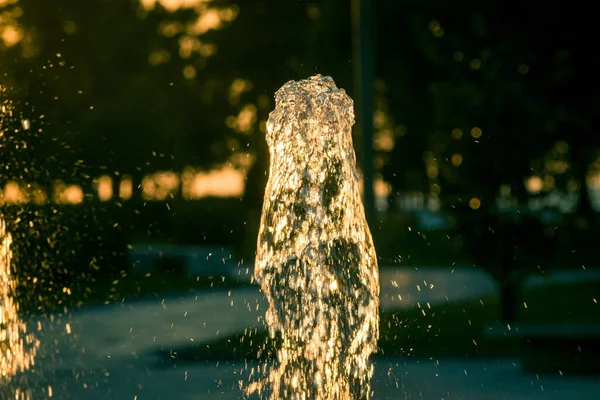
[
  {"x1": 376, "y1": 9, "x2": 439, "y2": 207},
  {"x1": 0, "y1": 0, "x2": 239, "y2": 196},
  {"x1": 1, "y1": 0, "x2": 356, "y2": 262},
  {"x1": 204, "y1": 0, "x2": 353, "y2": 207},
  {"x1": 197, "y1": 0, "x2": 353, "y2": 258},
  {"x1": 376, "y1": 0, "x2": 599, "y2": 322}
]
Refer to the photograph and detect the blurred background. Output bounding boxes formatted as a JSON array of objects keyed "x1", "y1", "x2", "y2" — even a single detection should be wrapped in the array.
[{"x1": 1, "y1": 0, "x2": 599, "y2": 398}]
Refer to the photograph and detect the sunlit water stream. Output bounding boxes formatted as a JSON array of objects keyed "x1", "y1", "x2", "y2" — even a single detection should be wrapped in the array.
[
  {"x1": 1, "y1": 217, "x2": 39, "y2": 399},
  {"x1": 250, "y1": 75, "x2": 380, "y2": 399}
]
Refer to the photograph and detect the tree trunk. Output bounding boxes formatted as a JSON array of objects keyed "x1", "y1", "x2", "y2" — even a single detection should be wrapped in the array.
[
  {"x1": 572, "y1": 146, "x2": 595, "y2": 219},
  {"x1": 499, "y1": 243, "x2": 520, "y2": 323},
  {"x1": 577, "y1": 174, "x2": 594, "y2": 218},
  {"x1": 130, "y1": 173, "x2": 144, "y2": 203},
  {"x1": 387, "y1": 189, "x2": 399, "y2": 214},
  {"x1": 500, "y1": 281, "x2": 519, "y2": 323},
  {"x1": 112, "y1": 174, "x2": 121, "y2": 202}
]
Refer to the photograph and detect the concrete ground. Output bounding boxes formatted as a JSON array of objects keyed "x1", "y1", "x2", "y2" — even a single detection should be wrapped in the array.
[
  {"x1": 4, "y1": 267, "x2": 600, "y2": 399},
  {"x1": 10, "y1": 356, "x2": 600, "y2": 399}
]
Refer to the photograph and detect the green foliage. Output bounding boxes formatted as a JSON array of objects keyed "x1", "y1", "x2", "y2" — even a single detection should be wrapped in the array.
[
  {"x1": 129, "y1": 197, "x2": 247, "y2": 246},
  {"x1": 2, "y1": 0, "x2": 236, "y2": 180},
  {"x1": 377, "y1": 1, "x2": 598, "y2": 211},
  {"x1": 372, "y1": 214, "x2": 466, "y2": 266},
  {"x1": 1, "y1": 0, "x2": 598, "y2": 294}
]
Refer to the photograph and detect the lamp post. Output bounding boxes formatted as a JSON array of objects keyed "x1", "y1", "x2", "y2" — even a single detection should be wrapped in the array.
[{"x1": 351, "y1": 0, "x2": 375, "y2": 226}]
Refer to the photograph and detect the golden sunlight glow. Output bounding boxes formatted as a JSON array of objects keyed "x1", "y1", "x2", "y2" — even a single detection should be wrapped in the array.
[
  {"x1": 544, "y1": 174, "x2": 555, "y2": 190},
  {"x1": 219, "y1": 6, "x2": 238, "y2": 22},
  {"x1": 451, "y1": 153, "x2": 463, "y2": 167},
  {"x1": 0, "y1": 2, "x2": 24, "y2": 48},
  {"x1": 140, "y1": 0, "x2": 240, "y2": 67},
  {"x1": 187, "y1": 167, "x2": 244, "y2": 199},
  {"x1": 373, "y1": 110, "x2": 386, "y2": 129},
  {"x1": 0, "y1": 167, "x2": 246, "y2": 205},
  {"x1": 470, "y1": 127, "x2": 482, "y2": 138},
  {"x1": 97, "y1": 175, "x2": 113, "y2": 202},
  {"x1": 229, "y1": 151, "x2": 256, "y2": 172},
  {"x1": 0, "y1": 217, "x2": 40, "y2": 379},
  {"x1": 545, "y1": 160, "x2": 568, "y2": 174},
  {"x1": 182, "y1": 64, "x2": 197, "y2": 79},
  {"x1": 176, "y1": 36, "x2": 216, "y2": 59},
  {"x1": 119, "y1": 176, "x2": 133, "y2": 200},
  {"x1": 180, "y1": 167, "x2": 195, "y2": 199},
  {"x1": 374, "y1": 177, "x2": 391, "y2": 197},
  {"x1": 373, "y1": 93, "x2": 396, "y2": 152},
  {"x1": 229, "y1": 78, "x2": 253, "y2": 105},
  {"x1": 24, "y1": 184, "x2": 47, "y2": 205},
  {"x1": 140, "y1": 0, "x2": 238, "y2": 34},
  {"x1": 1, "y1": 25, "x2": 22, "y2": 47},
  {"x1": 143, "y1": 0, "x2": 238, "y2": 63},
  {"x1": 54, "y1": 183, "x2": 83, "y2": 205},
  {"x1": 2, "y1": 182, "x2": 25, "y2": 204},
  {"x1": 190, "y1": 8, "x2": 222, "y2": 35},
  {"x1": 357, "y1": 171, "x2": 392, "y2": 199},
  {"x1": 426, "y1": 164, "x2": 439, "y2": 179},
  {"x1": 588, "y1": 174, "x2": 600, "y2": 190},
  {"x1": 374, "y1": 131, "x2": 394, "y2": 151},
  {"x1": 1, "y1": 9, "x2": 36, "y2": 58},
  {"x1": 226, "y1": 104, "x2": 257, "y2": 134},
  {"x1": 141, "y1": 176, "x2": 154, "y2": 200},
  {"x1": 148, "y1": 49, "x2": 171, "y2": 65},
  {"x1": 178, "y1": 36, "x2": 198, "y2": 59},
  {"x1": 469, "y1": 197, "x2": 481, "y2": 209},
  {"x1": 141, "y1": 0, "x2": 205, "y2": 12},
  {"x1": 526, "y1": 176, "x2": 543, "y2": 193},
  {"x1": 159, "y1": 21, "x2": 182, "y2": 37},
  {"x1": 52, "y1": 181, "x2": 65, "y2": 203},
  {"x1": 142, "y1": 171, "x2": 180, "y2": 201},
  {"x1": 587, "y1": 157, "x2": 600, "y2": 190}
]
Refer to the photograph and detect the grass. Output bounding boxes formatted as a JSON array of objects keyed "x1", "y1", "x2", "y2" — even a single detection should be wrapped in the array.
[
  {"x1": 155, "y1": 329, "x2": 278, "y2": 366},
  {"x1": 372, "y1": 226, "x2": 468, "y2": 266},
  {"x1": 18, "y1": 271, "x2": 249, "y2": 314},
  {"x1": 520, "y1": 280, "x2": 600, "y2": 325},
  {"x1": 378, "y1": 295, "x2": 510, "y2": 358},
  {"x1": 155, "y1": 280, "x2": 600, "y2": 364}
]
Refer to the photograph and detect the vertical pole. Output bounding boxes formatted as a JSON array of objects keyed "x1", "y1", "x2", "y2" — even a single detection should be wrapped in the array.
[{"x1": 351, "y1": 0, "x2": 375, "y2": 226}]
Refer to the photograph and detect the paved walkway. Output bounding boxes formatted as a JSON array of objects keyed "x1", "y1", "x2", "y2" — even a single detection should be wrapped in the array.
[
  {"x1": 379, "y1": 266, "x2": 496, "y2": 309},
  {"x1": 4, "y1": 266, "x2": 600, "y2": 398},
  {"x1": 10, "y1": 349, "x2": 600, "y2": 399}
]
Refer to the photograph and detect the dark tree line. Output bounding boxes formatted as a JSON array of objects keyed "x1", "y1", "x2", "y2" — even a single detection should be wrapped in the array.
[{"x1": 1, "y1": 0, "x2": 598, "y2": 321}]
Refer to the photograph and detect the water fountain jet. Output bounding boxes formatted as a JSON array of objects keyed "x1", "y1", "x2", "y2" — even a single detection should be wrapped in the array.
[
  {"x1": 252, "y1": 75, "x2": 379, "y2": 399},
  {"x1": 0, "y1": 217, "x2": 39, "y2": 381}
]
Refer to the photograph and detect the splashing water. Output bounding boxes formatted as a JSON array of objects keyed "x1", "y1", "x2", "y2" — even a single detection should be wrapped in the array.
[
  {"x1": 251, "y1": 75, "x2": 379, "y2": 399},
  {"x1": 0, "y1": 217, "x2": 39, "y2": 380}
]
